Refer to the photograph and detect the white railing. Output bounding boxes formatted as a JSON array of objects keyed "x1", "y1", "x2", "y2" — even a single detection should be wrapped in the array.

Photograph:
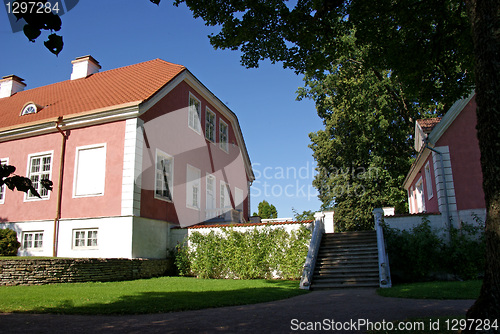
[
  {"x1": 373, "y1": 208, "x2": 392, "y2": 288},
  {"x1": 300, "y1": 213, "x2": 325, "y2": 290}
]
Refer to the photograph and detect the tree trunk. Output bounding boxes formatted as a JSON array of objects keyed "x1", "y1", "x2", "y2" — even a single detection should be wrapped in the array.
[{"x1": 465, "y1": 0, "x2": 500, "y2": 331}]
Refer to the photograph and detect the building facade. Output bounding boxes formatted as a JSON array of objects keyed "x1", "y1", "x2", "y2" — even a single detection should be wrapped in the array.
[
  {"x1": 0, "y1": 56, "x2": 254, "y2": 258},
  {"x1": 404, "y1": 92, "x2": 485, "y2": 226}
]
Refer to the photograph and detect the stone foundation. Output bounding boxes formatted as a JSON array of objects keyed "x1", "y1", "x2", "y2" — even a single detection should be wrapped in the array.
[{"x1": 0, "y1": 258, "x2": 173, "y2": 286}]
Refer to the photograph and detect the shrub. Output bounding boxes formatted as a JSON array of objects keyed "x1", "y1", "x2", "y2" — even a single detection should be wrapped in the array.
[
  {"x1": 175, "y1": 225, "x2": 312, "y2": 279},
  {"x1": 0, "y1": 228, "x2": 21, "y2": 256},
  {"x1": 383, "y1": 215, "x2": 485, "y2": 282}
]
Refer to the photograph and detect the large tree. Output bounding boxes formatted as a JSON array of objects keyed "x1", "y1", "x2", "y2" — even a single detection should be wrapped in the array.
[{"x1": 299, "y1": 35, "x2": 435, "y2": 231}]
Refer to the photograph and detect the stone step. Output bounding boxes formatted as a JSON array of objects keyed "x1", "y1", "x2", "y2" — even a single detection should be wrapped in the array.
[
  {"x1": 314, "y1": 266, "x2": 380, "y2": 275},
  {"x1": 318, "y1": 247, "x2": 378, "y2": 256},
  {"x1": 311, "y1": 281, "x2": 380, "y2": 289}
]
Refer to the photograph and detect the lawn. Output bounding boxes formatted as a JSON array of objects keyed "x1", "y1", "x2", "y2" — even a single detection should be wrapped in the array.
[
  {"x1": 377, "y1": 280, "x2": 482, "y2": 300},
  {"x1": 0, "y1": 277, "x2": 308, "y2": 315}
]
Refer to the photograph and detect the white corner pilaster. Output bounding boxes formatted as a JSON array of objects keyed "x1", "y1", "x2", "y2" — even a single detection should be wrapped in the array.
[{"x1": 121, "y1": 118, "x2": 144, "y2": 216}]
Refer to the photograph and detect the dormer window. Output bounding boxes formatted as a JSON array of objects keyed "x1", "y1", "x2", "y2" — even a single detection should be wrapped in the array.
[{"x1": 21, "y1": 102, "x2": 41, "y2": 116}]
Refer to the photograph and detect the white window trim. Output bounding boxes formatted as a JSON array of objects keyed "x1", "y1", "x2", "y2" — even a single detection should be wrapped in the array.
[
  {"x1": 24, "y1": 150, "x2": 54, "y2": 202},
  {"x1": 0, "y1": 158, "x2": 9, "y2": 204},
  {"x1": 186, "y1": 164, "x2": 201, "y2": 210},
  {"x1": 72, "y1": 228, "x2": 98, "y2": 249},
  {"x1": 219, "y1": 119, "x2": 229, "y2": 153},
  {"x1": 188, "y1": 93, "x2": 202, "y2": 134},
  {"x1": 205, "y1": 107, "x2": 216, "y2": 143},
  {"x1": 73, "y1": 143, "x2": 107, "y2": 198},
  {"x1": 424, "y1": 161, "x2": 433, "y2": 200},
  {"x1": 22, "y1": 231, "x2": 44, "y2": 250},
  {"x1": 154, "y1": 149, "x2": 174, "y2": 202}
]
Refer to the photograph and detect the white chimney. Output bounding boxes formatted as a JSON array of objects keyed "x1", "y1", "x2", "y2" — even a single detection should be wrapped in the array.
[
  {"x1": 0, "y1": 75, "x2": 26, "y2": 98},
  {"x1": 70, "y1": 55, "x2": 101, "y2": 80}
]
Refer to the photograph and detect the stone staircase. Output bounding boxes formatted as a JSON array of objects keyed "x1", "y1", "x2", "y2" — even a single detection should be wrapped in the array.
[{"x1": 310, "y1": 230, "x2": 380, "y2": 289}]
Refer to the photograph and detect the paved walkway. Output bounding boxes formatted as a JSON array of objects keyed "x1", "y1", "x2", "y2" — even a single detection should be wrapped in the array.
[{"x1": 0, "y1": 288, "x2": 473, "y2": 333}]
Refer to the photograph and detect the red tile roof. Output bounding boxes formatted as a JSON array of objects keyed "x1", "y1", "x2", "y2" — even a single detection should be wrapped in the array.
[
  {"x1": 417, "y1": 117, "x2": 442, "y2": 133},
  {"x1": 0, "y1": 59, "x2": 186, "y2": 130},
  {"x1": 186, "y1": 220, "x2": 314, "y2": 229}
]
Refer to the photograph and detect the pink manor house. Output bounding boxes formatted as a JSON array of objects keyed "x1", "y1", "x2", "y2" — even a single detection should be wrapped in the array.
[
  {"x1": 391, "y1": 92, "x2": 486, "y2": 230},
  {"x1": 0, "y1": 56, "x2": 254, "y2": 259}
]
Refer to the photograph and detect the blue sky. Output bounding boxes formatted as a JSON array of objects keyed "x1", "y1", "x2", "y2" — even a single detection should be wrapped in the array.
[{"x1": 0, "y1": 0, "x2": 323, "y2": 218}]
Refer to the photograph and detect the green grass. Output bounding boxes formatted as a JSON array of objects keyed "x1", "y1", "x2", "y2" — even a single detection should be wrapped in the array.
[
  {"x1": 377, "y1": 280, "x2": 481, "y2": 300},
  {"x1": 0, "y1": 277, "x2": 308, "y2": 315}
]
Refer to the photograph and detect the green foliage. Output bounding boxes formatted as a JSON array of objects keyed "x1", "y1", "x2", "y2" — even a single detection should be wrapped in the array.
[
  {"x1": 301, "y1": 35, "x2": 428, "y2": 231},
  {"x1": 257, "y1": 200, "x2": 278, "y2": 219},
  {"x1": 383, "y1": 216, "x2": 486, "y2": 282},
  {"x1": 292, "y1": 208, "x2": 315, "y2": 221},
  {"x1": 0, "y1": 229, "x2": 21, "y2": 256},
  {"x1": 177, "y1": 226, "x2": 312, "y2": 279}
]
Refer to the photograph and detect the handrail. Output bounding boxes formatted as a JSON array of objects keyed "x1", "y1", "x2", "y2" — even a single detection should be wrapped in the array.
[
  {"x1": 300, "y1": 214, "x2": 325, "y2": 290},
  {"x1": 373, "y1": 208, "x2": 392, "y2": 288}
]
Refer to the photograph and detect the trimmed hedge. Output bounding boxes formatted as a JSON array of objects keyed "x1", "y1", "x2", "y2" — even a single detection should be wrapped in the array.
[{"x1": 175, "y1": 225, "x2": 311, "y2": 279}]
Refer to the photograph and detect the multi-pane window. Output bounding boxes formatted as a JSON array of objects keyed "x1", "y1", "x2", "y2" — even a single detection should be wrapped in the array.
[
  {"x1": 74, "y1": 229, "x2": 98, "y2": 248},
  {"x1": 206, "y1": 174, "x2": 216, "y2": 219},
  {"x1": 186, "y1": 165, "x2": 201, "y2": 210},
  {"x1": 188, "y1": 94, "x2": 201, "y2": 133},
  {"x1": 205, "y1": 108, "x2": 216, "y2": 142},
  {"x1": 155, "y1": 150, "x2": 173, "y2": 201},
  {"x1": 219, "y1": 120, "x2": 228, "y2": 152},
  {"x1": 0, "y1": 158, "x2": 8, "y2": 204},
  {"x1": 27, "y1": 153, "x2": 52, "y2": 199},
  {"x1": 23, "y1": 232, "x2": 43, "y2": 249}
]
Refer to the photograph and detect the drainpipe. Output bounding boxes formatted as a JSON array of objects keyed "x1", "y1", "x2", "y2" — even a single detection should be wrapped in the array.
[
  {"x1": 424, "y1": 142, "x2": 452, "y2": 241},
  {"x1": 53, "y1": 117, "x2": 67, "y2": 257}
]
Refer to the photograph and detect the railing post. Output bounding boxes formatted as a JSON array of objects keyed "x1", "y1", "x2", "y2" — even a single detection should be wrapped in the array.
[
  {"x1": 300, "y1": 212, "x2": 325, "y2": 290},
  {"x1": 373, "y1": 208, "x2": 392, "y2": 288}
]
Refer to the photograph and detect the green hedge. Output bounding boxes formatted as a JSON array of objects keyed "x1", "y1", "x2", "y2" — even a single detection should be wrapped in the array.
[
  {"x1": 175, "y1": 225, "x2": 312, "y2": 279},
  {"x1": 383, "y1": 216, "x2": 485, "y2": 282}
]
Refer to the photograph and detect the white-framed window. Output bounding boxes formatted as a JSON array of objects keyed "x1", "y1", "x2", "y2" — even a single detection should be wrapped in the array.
[
  {"x1": 220, "y1": 180, "x2": 231, "y2": 210},
  {"x1": 73, "y1": 144, "x2": 106, "y2": 197},
  {"x1": 206, "y1": 173, "x2": 216, "y2": 219},
  {"x1": 234, "y1": 187, "x2": 244, "y2": 211},
  {"x1": 26, "y1": 151, "x2": 53, "y2": 200},
  {"x1": 415, "y1": 177, "x2": 425, "y2": 213},
  {"x1": 73, "y1": 229, "x2": 98, "y2": 249},
  {"x1": 424, "y1": 161, "x2": 433, "y2": 200},
  {"x1": 155, "y1": 149, "x2": 173, "y2": 202},
  {"x1": 205, "y1": 108, "x2": 216, "y2": 142},
  {"x1": 0, "y1": 158, "x2": 9, "y2": 204},
  {"x1": 219, "y1": 119, "x2": 228, "y2": 152},
  {"x1": 186, "y1": 165, "x2": 201, "y2": 210},
  {"x1": 188, "y1": 93, "x2": 201, "y2": 134},
  {"x1": 22, "y1": 231, "x2": 43, "y2": 250}
]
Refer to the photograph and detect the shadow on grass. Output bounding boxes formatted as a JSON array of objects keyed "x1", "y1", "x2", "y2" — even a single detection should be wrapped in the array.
[{"x1": 27, "y1": 286, "x2": 309, "y2": 315}]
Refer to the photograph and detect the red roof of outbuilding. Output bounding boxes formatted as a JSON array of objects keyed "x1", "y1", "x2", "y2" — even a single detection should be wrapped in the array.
[
  {"x1": 0, "y1": 59, "x2": 186, "y2": 130},
  {"x1": 416, "y1": 117, "x2": 442, "y2": 133}
]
